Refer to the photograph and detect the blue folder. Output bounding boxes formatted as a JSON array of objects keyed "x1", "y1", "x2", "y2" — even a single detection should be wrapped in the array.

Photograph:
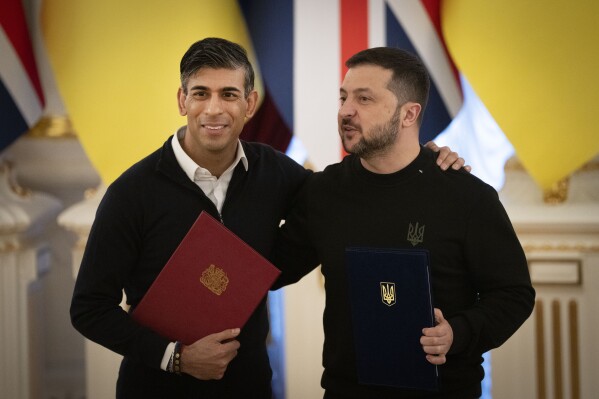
[{"x1": 346, "y1": 247, "x2": 438, "y2": 391}]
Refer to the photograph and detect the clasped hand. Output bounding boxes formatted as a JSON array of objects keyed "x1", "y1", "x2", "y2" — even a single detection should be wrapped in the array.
[
  {"x1": 421, "y1": 308, "x2": 453, "y2": 365},
  {"x1": 180, "y1": 328, "x2": 241, "y2": 380}
]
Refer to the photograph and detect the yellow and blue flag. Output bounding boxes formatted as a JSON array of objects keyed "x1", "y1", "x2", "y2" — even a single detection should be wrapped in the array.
[
  {"x1": 42, "y1": 0, "x2": 263, "y2": 183},
  {"x1": 442, "y1": 0, "x2": 599, "y2": 190}
]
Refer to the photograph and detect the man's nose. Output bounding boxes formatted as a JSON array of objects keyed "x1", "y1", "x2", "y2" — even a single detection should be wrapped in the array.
[
  {"x1": 205, "y1": 96, "x2": 224, "y2": 114},
  {"x1": 339, "y1": 100, "x2": 356, "y2": 118}
]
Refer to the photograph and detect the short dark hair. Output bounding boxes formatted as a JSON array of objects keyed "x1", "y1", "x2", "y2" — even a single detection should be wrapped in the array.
[
  {"x1": 345, "y1": 47, "x2": 430, "y2": 125},
  {"x1": 180, "y1": 37, "x2": 255, "y2": 97}
]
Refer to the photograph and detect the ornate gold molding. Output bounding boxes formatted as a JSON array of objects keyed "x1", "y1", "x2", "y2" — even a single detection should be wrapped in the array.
[
  {"x1": 504, "y1": 156, "x2": 599, "y2": 205},
  {"x1": 577, "y1": 159, "x2": 599, "y2": 172},
  {"x1": 0, "y1": 161, "x2": 31, "y2": 198},
  {"x1": 25, "y1": 115, "x2": 77, "y2": 138},
  {"x1": 534, "y1": 298, "x2": 581, "y2": 399},
  {"x1": 543, "y1": 177, "x2": 570, "y2": 204}
]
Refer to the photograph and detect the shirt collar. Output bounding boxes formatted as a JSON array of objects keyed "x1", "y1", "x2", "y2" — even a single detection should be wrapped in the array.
[{"x1": 171, "y1": 126, "x2": 248, "y2": 181}]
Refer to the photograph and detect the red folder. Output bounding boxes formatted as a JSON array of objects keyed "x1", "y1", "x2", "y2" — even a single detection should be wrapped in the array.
[{"x1": 131, "y1": 211, "x2": 281, "y2": 345}]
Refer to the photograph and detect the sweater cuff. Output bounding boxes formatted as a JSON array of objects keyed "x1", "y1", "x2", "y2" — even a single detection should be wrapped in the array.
[
  {"x1": 447, "y1": 315, "x2": 471, "y2": 355},
  {"x1": 138, "y1": 331, "x2": 173, "y2": 368}
]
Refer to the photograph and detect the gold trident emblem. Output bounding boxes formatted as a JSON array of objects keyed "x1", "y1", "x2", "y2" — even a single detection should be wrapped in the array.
[{"x1": 380, "y1": 282, "x2": 396, "y2": 306}]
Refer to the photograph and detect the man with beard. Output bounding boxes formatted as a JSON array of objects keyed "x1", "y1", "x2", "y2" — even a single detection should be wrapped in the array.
[{"x1": 273, "y1": 47, "x2": 535, "y2": 398}]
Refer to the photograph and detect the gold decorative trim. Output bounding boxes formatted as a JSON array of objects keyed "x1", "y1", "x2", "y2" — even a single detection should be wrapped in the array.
[
  {"x1": 536, "y1": 298, "x2": 582, "y2": 399},
  {"x1": 528, "y1": 258, "x2": 582, "y2": 286},
  {"x1": 25, "y1": 115, "x2": 77, "y2": 138},
  {"x1": 535, "y1": 299, "x2": 546, "y2": 399},
  {"x1": 568, "y1": 300, "x2": 580, "y2": 399},
  {"x1": 543, "y1": 177, "x2": 569, "y2": 204},
  {"x1": 523, "y1": 244, "x2": 599, "y2": 253},
  {"x1": 504, "y1": 156, "x2": 599, "y2": 204},
  {"x1": 0, "y1": 161, "x2": 31, "y2": 198},
  {"x1": 577, "y1": 159, "x2": 599, "y2": 172},
  {"x1": 505, "y1": 156, "x2": 599, "y2": 173},
  {"x1": 0, "y1": 241, "x2": 21, "y2": 253},
  {"x1": 551, "y1": 300, "x2": 563, "y2": 399}
]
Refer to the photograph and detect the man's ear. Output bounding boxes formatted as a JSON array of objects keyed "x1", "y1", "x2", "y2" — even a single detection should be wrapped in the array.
[
  {"x1": 245, "y1": 90, "x2": 259, "y2": 120},
  {"x1": 177, "y1": 87, "x2": 187, "y2": 116},
  {"x1": 402, "y1": 102, "x2": 422, "y2": 127}
]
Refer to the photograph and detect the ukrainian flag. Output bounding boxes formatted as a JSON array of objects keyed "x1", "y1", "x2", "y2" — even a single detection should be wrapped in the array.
[
  {"x1": 442, "y1": 1, "x2": 599, "y2": 190},
  {"x1": 42, "y1": 0, "x2": 264, "y2": 184}
]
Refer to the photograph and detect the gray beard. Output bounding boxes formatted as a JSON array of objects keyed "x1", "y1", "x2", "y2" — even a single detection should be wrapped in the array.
[{"x1": 345, "y1": 107, "x2": 402, "y2": 159}]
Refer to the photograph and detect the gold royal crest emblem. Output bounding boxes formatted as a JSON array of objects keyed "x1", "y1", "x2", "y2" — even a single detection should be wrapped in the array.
[
  {"x1": 200, "y1": 264, "x2": 229, "y2": 296},
  {"x1": 380, "y1": 282, "x2": 396, "y2": 306}
]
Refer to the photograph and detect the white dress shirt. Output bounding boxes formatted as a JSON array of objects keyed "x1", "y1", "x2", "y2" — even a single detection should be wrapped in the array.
[
  {"x1": 160, "y1": 127, "x2": 248, "y2": 370},
  {"x1": 171, "y1": 127, "x2": 248, "y2": 213}
]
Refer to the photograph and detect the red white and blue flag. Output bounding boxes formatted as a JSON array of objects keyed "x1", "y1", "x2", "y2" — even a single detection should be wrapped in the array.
[
  {"x1": 0, "y1": 0, "x2": 45, "y2": 151},
  {"x1": 291, "y1": 0, "x2": 510, "y2": 188},
  {"x1": 240, "y1": 0, "x2": 463, "y2": 166},
  {"x1": 383, "y1": 0, "x2": 462, "y2": 143},
  {"x1": 239, "y1": 0, "x2": 295, "y2": 155},
  {"x1": 340, "y1": 0, "x2": 463, "y2": 144}
]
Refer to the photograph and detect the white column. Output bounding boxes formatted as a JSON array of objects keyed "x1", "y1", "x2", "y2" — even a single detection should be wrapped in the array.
[
  {"x1": 5, "y1": 131, "x2": 102, "y2": 398},
  {"x1": 0, "y1": 161, "x2": 61, "y2": 399},
  {"x1": 494, "y1": 156, "x2": 599, "y2": 399},
  {"x1": 58, "y1": 185, "x2": 126, "y2": 399},
  {"x1": 283, "y1": 270, "x2": 326, "y2": 399}
]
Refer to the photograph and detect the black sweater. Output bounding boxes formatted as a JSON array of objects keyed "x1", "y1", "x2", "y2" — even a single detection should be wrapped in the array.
[
  {"x1": 274, "y1": 147, "x2": 535, "y2": 398},
  {"x1": 71, "y1": 137, "x2": 309, "y2": 398}
]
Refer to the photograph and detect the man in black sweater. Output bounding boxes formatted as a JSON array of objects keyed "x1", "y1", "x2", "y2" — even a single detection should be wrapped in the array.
[
  {"x1": 274, "y1": 48, "x2": 535, "y2": 398},
  {"x1": 70, "y1": 38, "x2": 312, "y2": 398}
]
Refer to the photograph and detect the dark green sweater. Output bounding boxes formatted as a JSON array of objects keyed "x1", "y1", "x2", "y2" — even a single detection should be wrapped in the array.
[{"x1": 275, "y1": 146, "x2": 535, "y2": 398}]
